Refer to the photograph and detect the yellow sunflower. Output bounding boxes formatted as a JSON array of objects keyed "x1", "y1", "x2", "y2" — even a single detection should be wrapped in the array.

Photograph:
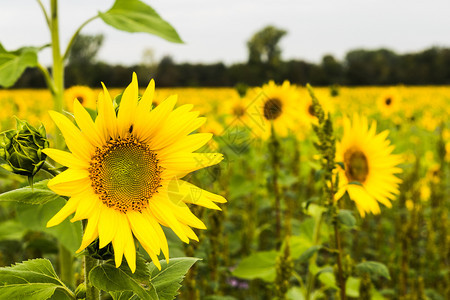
[
  {"x1": 376, "y1": 88, "x2": 402, "y2": 117},
  {"x1": 44, "y1": 74, "x2": 226, "y2": 272},
  {"x1": 64, "y1": 85, "x2": 96, "y2": 111},
  {"x1": 246, "y1": 80, "x2": 298, "y2": 139},
  {"x1": 335, "y1": 114, "x2": 403, "y2": 217}
]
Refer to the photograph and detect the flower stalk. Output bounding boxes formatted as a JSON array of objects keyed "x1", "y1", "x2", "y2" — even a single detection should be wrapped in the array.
[{"x1": 307, "y1": 84, "x2": 346, "y2": 299}]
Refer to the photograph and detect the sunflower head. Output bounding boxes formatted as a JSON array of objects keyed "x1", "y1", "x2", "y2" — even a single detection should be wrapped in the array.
[
  {"x1": 65, "y1": 85, "x2": 96, "y2": 111},
  {"x1": 335, "y1": 114, "x2": 403, "y2": 217},
  {"x1": 44, "y1": 73, "x2": 226, "y2": 272},
  {"x1": 245, "y1": 80, "x2": 299, "y2": 139},
  {"x1": 376, "y1": 89, "x2": 402, "y2": 117}
]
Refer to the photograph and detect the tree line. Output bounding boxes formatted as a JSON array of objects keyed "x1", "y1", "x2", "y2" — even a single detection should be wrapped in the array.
[{"x1": 11, "y1": 28, "x2": 450, "y2": 88}]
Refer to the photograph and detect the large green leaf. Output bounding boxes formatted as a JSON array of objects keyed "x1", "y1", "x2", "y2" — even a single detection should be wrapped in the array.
[
  {"x1": 99, "y1": 0, "x2": 183, "y2": 43},
  {"x1": 0, "y1": 258, "x2": 72, "y2": 300},
  {"x1": 231, "y1": 250, "x2": 278, "y2": 282},
  {"x1": 0, "y1": 44, "x2": 38, "y2": 88},
  {"x1": 92, "y1": 257, "x2": 198, "y2": 300},
  {"x1": 355, "y1": 261, "x2": 391, "y2": 280},
  {"x1": 90, "y1": 260, "x2": 156, "y2": 300},
  {"x1": 0, "y1": 180, "x2": 60, "y2": 205},
  {"x1": 147, "y1": 257, "x2": 199, "y2": 300},
  {"x1": 16, "y1": 198, "x2": 82, "y2": 253}
]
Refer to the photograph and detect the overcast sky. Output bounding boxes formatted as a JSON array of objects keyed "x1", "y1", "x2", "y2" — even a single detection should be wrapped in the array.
[{"x1": 1, "y1": 0, "x2": 450, "y2": 66}]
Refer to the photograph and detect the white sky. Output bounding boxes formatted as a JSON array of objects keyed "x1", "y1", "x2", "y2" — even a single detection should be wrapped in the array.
[{"x1": 1, "y1": 0, "x2": 450, "y2": 66}]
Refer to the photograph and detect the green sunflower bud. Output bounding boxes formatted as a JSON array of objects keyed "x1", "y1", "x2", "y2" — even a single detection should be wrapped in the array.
[{"x1": 0, "y1": 119, "x2": 49, "y2": 182}]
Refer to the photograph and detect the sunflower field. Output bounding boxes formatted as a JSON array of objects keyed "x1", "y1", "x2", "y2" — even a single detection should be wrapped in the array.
[
  {"x1": 0, "y1": 81, "x2": 449, "y2": 300},
  {"x1": 0, "y1": 1, "x2": 449, "y2": 300}
]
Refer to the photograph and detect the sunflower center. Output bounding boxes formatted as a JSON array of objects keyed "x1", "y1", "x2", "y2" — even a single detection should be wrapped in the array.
[
  {"x1": 385, "y1": 97, "x2": 392, "y2": 106},
  {"x1": 308, "y1": 104, "x2": 315, "y2": 116},
  {"x1": 89, "y1": 136, "x2": 163, "y2": 213},
  {"x1": 233, "y1": 105, "x2": 245, "y2": 117},
  {"x1": 344, "y1": 149, "x2": 369, "y2": 183},
  {"x1": 263, "y1": 98, "x2": 282, "y2": 120}
]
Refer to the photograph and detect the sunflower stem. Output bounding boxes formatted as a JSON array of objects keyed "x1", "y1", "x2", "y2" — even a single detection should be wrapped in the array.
[
  {"x1": 50, "y1": 0, "x2": 64, "y2": 145},
  {"x1": 82, "y1": 220, "x2": 100, "y2": 300},
  {"x1": 333, "y1": 209, "x2": 346, "y2": 300},
  {"x1": 269, "y1": 124, "x2": 282, "y2": 249},
  {"x1": 58, "y1": 244, "x2": 74, "y2": 288}
]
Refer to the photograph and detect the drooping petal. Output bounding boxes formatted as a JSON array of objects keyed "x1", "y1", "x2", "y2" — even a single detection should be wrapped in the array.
[
  {"x1": 98, "y1": 206, "x2": 120, "y2": 248},
  {"x1": 46, "y1": 196, "x2": 81, "y2": 227}
]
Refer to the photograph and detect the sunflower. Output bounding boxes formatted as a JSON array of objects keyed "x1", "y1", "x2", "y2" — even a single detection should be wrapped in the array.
[
  {"x1": 246, "y1": 80, "x2": 298, "y2": 139},
  {"x1": 65, "y1": 85, "x2": 96, "y2": 111},
  {"x1": 376, "y1": 88, "x2": 402, "y2": 117},
  {"x1": 44, "y1": 74, "x2": 226, "y2": 272},
  {"x1": 335, "y1": 114, "x2": 403, "y2": 217}
]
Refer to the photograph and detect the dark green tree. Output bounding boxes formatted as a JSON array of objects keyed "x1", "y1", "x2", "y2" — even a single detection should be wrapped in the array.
[
  {"x1": 247, "y1": 25, "x2": 287, "y2": 66},
  {"x1": 65, "y1": 34, "x2": 104, "y2": 86}
]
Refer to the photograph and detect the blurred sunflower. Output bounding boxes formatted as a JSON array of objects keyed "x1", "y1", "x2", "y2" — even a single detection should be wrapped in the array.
[
  {"x1": 44, "y1": 74, "x2": 226, "y2": 272},
  {"x1": 335, "y1": 114, "x2": 403, "y2": 217},
  {"x1": 65, "y1": 85, "x2": 96, "y2": 111},
  {"x1": 246, "y1": 80, "x2": 298, "y2": 139},
  {"x1": 376, "y1": 88, "x2": 402, "y2": 117}
]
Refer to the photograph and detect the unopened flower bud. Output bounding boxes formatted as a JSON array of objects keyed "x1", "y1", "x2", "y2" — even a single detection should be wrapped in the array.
[{"x1": 0, "y1": 119, "x2": 49, "y2": 180}]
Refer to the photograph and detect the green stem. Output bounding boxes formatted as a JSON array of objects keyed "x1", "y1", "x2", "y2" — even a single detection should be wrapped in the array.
[
  {"x1": 333, "y1": 211, "x2": 346, "y2": 300},
  {"x1": 58, "y1": 244, "x2": 74, "y2": 288},
  {"x1": 37, "y1": 63, "x2": 57, "y2": 95},
  {"x1": 270, "y1": 124, "x2": 282, "y2": 249},
  {"x1": 305, "y1": 210, "x2": 324, "y2": 300},
  {"x1": 50, "y1": 0, "x2": 64, "y2": 115},
  {"x1": 62, "y1": 15, "x2": 99, "y2": 61},
  {"x1": 36, "y1": 0, "x2": 50, "y2": 29},
  {"x1": 49, "y1": 0, "x2": 75, "y2": 288},
  {"x1": 83, "y1": 220, "x2": 100, "y2": 300}
]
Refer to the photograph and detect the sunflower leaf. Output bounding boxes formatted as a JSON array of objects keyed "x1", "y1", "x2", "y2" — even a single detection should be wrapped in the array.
[
  {"x1": 0, "y1": 258, "x2": 73, "y2": 299},
  {"x1": 15, "y1": 199, "x2": 82, "y2": 253},
  {"x1": 89, "y1": 263, "x2": 157, "y2": 300},
  {"x1": 0, "y1": 179, "x2": 61, "y2": 205},
  {"x1": 231, "y1": 251, "x2": 278, "y2": 282},
  {"x1": 355, "y1": 261, "x2": 391, "y2": 280},
  {"x1": 147, "y1": 257, "x2": 199, "y2": 300},
  {"x1": 337, "y1": 209, "x2": 356, "y2": 228},
  {"x1": 99, "y1": 0, "x2": 183, "y2": 43},
  {"x1": 0, "y1": 43, "x2": 38, "y2": 88}
]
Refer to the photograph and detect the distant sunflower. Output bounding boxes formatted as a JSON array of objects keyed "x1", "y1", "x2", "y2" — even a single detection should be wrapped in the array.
[
  {"x1": 44, "y1": 74, "x2": 226, "y2": 272},
  {"x1": 376, "y1": 89, "x2": 401, "y2": 117},
  {"x1": 335, "y1": 114, "x2": 403, "y2": 217},
  {"x1": 65, "y1": 85, "x2": 96, "y2": 110},
  {"x1": 247, "y1": 80, "x2": 298, "y2": 139}
]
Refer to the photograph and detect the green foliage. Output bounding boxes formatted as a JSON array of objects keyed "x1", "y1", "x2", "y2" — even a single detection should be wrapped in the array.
[
  {"x1": 247, "y1": 25, "x2": 287, "y2": 66},
  {"x1": 0, "y1": 44, "x2": 38, "y2": 88},
  {"x1": 90, "y1": 257, "x2": 198, "y2": 300},
  {"x1": 0, "y1": 220, "x2": 26, "y2": 241},
  {"x1": 0, "y1": 258, "x2": 74, "y2": 300},
  {"x1": 231, "y1": 250, "x2": 278, "y2": 282},
  {"x1": 0, "y1": 180, "x2": 60, "y2": 205},
  {"x1": 147, "y1": 257, "x2": 199, "y2": 300},
  {"x1": 355, "y1": 261, "x2": 391, "y2": 280},
  {"x1": 337, "y1": 209, "x2": 357, "y2": 228},
  {"x1": 15, "y1": 199, "x2": 82, "y2": 253},
  {"x1": 99, "y1": 0, "x2": 183, "y2": 44}
]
